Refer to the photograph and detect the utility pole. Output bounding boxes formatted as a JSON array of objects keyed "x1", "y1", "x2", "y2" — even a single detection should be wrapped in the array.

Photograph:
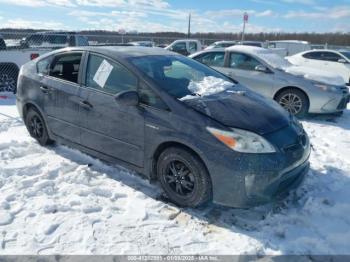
[
  {"x1": 241, "y1": 12, "x2": 248, "y2": 42},
  {"x1": 188, "y1": 13, "x2": 191, "y2": 38}
]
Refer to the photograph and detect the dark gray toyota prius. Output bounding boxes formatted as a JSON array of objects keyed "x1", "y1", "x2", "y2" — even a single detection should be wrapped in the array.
[{"x1": 16, "y1": 46, "x2": 310, "y2": 208}]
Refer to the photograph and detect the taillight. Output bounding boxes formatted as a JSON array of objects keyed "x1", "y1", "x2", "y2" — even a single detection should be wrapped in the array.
[{"x1": 30, "y1": 53, "x2": 39, "y2": 60}]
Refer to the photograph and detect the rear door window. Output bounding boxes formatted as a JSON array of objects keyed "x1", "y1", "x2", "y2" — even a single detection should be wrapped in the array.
[
  {"x1": 85, "y1": 54, "x2": 137, "y2": 95},
  {"x1": 49, "y1": 52, "x2": 82, "y2": 84},
  {"x1": 302, "y1": 51, "x2": 323, "y2": 60},
  {"x1": 172, "y1": 42, "x2": 187, "y2": 52},
  {"x1": 189, "y1": 42, "x2": 198, "y2": 52},
  {"x1": 77, "y1": 36, "x2": 89, "y2": 46},
  {"x1": 46, "y1": 35, "x2": 68, "y2": 45},
  {"x1": 229, "y1": 52, "x2": 261, "y2": 71}
]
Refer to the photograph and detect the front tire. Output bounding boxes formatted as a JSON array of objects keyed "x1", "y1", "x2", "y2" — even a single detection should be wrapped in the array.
[
  {"x1": 157, "y1": 147, "x2": 212, "y2": 207},
  {"x1": 275, "y1": 88, "x2": 309, "y2": 117},
  {"x1": 25, "y1": 108, "x2": 53, "y2": 146}
]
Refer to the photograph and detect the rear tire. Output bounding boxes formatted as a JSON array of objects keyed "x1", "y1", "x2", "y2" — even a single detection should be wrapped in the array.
[
  {"x1": 25, "y1": 108, "x2": 53, "y2": 146},
  {"x1": 275, "y1": 88, "x2": 309, "y2": 117},
  {"x1": 157, "y1": 147, "x2": 212, "y2": 207}
]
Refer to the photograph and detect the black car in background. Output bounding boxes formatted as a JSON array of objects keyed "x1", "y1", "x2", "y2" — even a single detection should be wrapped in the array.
[{"x1": 16, "y1": 46, "x2": 310, "y2": 208}]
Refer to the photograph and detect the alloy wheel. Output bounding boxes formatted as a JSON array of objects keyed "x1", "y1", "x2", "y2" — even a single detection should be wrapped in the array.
[
  {"x1": 165, "y1": 160, "x2": 195, "y2": 197},
  {"x1": 279, "y1": 93, "x2": 303, "y2": 115},
  {"x1": 29, "y1": 116, "x2": 44, "y2": 138}
]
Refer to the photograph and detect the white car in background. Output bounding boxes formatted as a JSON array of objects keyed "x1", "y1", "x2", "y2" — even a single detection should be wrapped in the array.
[
  {"x1": 166, "y1": 39, "x2": 202, "y2": 56},
  {"x1": 287, "y1": 50, "x2": 350, "y2": 86}
]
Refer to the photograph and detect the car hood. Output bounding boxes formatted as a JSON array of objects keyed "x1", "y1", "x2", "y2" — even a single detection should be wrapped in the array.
[
  {"x1": 183, "y1": 86, "x2": 290, "y2": 135},
  {"x1": 283, "y1": 64, "x2": 345, "y2": 86}
]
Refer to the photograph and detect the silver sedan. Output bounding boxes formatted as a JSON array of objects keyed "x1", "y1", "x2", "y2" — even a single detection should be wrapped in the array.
[{"x1": 190, "y1": 46, "x2": 350, "y2": 117}]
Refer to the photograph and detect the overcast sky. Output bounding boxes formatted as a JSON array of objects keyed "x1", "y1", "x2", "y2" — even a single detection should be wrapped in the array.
[{"x1": 0, "y1": 0, "x2": 349, "y2": 33}]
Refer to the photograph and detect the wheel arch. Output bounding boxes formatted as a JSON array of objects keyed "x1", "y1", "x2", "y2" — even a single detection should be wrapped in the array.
[
  {"x1": 22, "y1": 102, "x2": 47, "y2": 124},
  {"x1": 150, "y1": 141, "x2": 210, "y2": 182},
  {"x1": 273, "y1": 86, "x2": 310, "y2": 107}
]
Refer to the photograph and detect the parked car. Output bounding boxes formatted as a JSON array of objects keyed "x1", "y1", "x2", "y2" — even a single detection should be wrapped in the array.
[
  {"x1": 20, "y1": 31, "x2": 89, "y2": 49},
  {"x1": 17, "y1": 46, "x2": 310, "y2": 208},
  {"x1": 190, "y1": 46, "x2": 349, "y2": 117},
  {"x1": 165, "y1": 39, "x2": 202, "y2": 56},
  {"x1": 205, "y1": 41, "x2": 236, "y2": 50},
  {"x1": 287, "y1": 49, "x2": 350, "y2": 86},
  {"x1": 267, "y1": 40, "x2": 311, "y2": 56}
]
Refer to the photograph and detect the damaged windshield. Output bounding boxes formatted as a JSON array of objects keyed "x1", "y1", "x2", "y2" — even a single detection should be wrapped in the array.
[{"x1": 129, "y1": 55, "x2": 235, "y2": 99}]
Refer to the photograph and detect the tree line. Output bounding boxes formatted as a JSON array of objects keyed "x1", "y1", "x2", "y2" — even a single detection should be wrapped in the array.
[{"x1": 0, "y1": 28, "x2": 349, "y2": 46}]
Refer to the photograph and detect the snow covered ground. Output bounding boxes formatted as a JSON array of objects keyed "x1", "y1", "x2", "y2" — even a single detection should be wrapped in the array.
[{"x1": 1, "y1": 92, "x2": 350, "y2": 255}]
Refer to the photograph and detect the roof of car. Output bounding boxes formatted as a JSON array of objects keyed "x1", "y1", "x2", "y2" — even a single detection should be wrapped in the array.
[
  {"x1": 56, "y1": 46, "x2": 175, "y2": 58},
  {"x1": 269, "y1": 40, "x2": 309, "y2": 44},
  {"x1": 226, "y1": 45, "x2": 268, "y2": 54},
  {"x1": 303, "y1": 49, "x2": 340, "y2": 53},
  {"x1": 214, "y1": 40, "x2": 236, "y2": 44}
]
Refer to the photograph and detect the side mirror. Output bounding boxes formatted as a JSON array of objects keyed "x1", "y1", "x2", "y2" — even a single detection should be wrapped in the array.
[
  {"x1": 338, "y1": 58, "x2": 347, "y2": 64},
  {"x1": 255, "y1": 65, "x2": 270, "y2": 73},
  {"x1": 114, "y1": 90, "x2": 139, "y2": 106}
]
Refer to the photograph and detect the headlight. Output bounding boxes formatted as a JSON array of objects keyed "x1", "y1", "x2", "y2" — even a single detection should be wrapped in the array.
[
  {"x1": 207, "y1": 127, "x2": 276, "y2": 153},
  {"x1": 313, "y1": 82, "x2": 338, "y2": 93}
]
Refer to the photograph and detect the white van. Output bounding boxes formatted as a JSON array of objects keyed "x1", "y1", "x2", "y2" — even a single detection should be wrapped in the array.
[
  {"x1": 268, "y1": 40, "x2": 311, "y2": 56},
  {"x1": 165, "y1": 39, "x2": 202, "y2": 56}
]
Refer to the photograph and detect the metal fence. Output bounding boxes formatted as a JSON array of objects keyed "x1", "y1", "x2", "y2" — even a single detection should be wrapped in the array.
[{"x1": 1, "y1": 31, "x2": 349, "y2": 93}]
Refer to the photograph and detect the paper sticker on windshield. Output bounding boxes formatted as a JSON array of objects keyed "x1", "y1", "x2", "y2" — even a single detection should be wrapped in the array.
[{"x1": 93, "y1": 59, "x2": 113, "y2": 88}]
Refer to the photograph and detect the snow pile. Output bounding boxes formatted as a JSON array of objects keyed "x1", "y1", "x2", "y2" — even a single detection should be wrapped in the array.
[
  {"x1": 181, "y1": 76, "x2": 233, "y2": 100},
  {"x1": 1, "y1": 93, "x2": 350, "y2": 254}
]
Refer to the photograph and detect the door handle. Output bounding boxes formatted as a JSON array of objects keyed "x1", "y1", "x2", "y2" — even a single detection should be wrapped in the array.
[
  {"x1": 79, "y1": 100, "x2": 93, "y2": 110},
  {"x1": 40, "y1": 86, "x2": 51, "y2": 94}
]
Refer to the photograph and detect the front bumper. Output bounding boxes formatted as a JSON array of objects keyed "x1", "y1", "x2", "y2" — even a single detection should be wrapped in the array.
[
  {"x1": 204, "y1": 125, "x2": 311, "y2": 208},
  {"x1": 311, "y1": 87, "x2": 350, "y2": 113},
  {"x1": 243, "y1": 158, "x2": 309, "y2": 206}
]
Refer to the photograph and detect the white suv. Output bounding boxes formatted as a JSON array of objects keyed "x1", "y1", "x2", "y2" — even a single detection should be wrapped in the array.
[{"x1": 287, "y1": 50, "x2": 350, "y2": 86}]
